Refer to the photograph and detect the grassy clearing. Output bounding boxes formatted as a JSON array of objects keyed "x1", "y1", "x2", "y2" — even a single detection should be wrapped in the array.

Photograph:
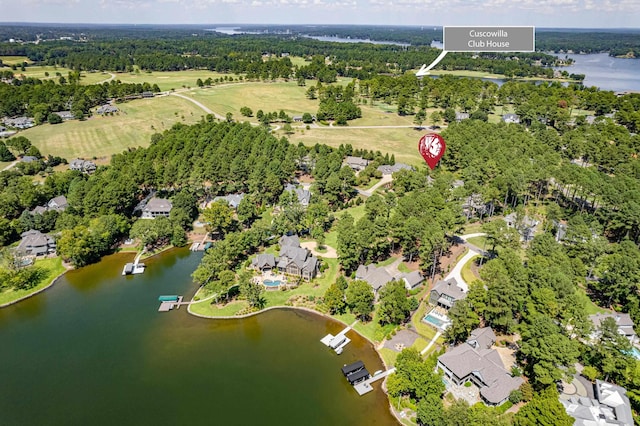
[
  {"x1": 461, "y1": 255, "x2": 480, "y2": 285},
  {"x1": 190, "y1": 299, "x2": 248, "y2": 317},
  {"x1": 397, "y1": 262, "x2": 411, "y2": 273},
  {"x1": 376, "y1": 256, "x2": 399, "y2": 267},
  {"x1": 288, "y1": 127, "x2": 424, "y2": 166},
  {"x1": 466, "y1": 236, "x2": 488, "y2": 249},
  {"x1": 577, "y1": 287, "x2": 608, "y2": 315},
  {"x1": 187, "y1": 81, "x2": 318, "y2": 119},
  {"x1": 17, "y1": 96, "x2": 204, "y2": 159},
  {"x1": 0, "y1": 257, "x2": 65, "y2": 306},
  {"x1": 113, "y1": 70, "x2": 237, "y2": 91},
  {"x1": 1, "y1": 56, "x2": 33, "y2": 65}
]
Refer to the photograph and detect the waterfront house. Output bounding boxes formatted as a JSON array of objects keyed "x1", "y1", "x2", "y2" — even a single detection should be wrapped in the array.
[
  {"x1": 437, "y1": 327, "x2": 524, "y2": 406},
  {"x1": 277, "y1": 236, "x2": 318, "y2": 281},
  {"x1": 16, "y1": 229, "x2": 56, "y2": 257},
  {"x1": 429, "y1": 278, "x2": 467, "y2": 310},
  {"x1": 141, "y1": 197, "x2": 173, "y2": 219},
  {"x1": 355, "y1": 264, "x2": 395, "y2": 293}
]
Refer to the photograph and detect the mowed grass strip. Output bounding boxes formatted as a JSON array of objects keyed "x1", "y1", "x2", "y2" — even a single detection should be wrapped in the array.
[
  {"x1": 17, "y1": 96, "x2": 205, "y2": 159},
  {"x1": 288, "y1": 126, "x2": 424, "y2": 165},
  {"x1": 113, "y1": 70, "x2": 239, "y2": 91},
  {"x1": 0, "y1": 56, "x2": 34, "y2": 65},
  {"x1": 187, "y1": 81, "x2": 318, "y2": 119}
]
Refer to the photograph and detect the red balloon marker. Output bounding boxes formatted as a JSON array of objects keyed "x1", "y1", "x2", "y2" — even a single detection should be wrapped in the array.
[{"x1": 418, "y1": 133, "x2": 446, "y2": 170}]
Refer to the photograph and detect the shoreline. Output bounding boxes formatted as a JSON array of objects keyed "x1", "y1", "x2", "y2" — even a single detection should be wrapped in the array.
[
  {"x1": 0, "y1": 262, "x2": 72, "y2": 308},
  {"x1": 188, "y1": 298, "x2": 407, "y2": 425}
]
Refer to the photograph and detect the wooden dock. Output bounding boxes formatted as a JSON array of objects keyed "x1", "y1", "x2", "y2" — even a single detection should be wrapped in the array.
[
  {"x1": 353, "y1": 368, "x2": 396, "y2": 395},
  {"x1": 158, "y1": 296, "x2": 190, "y2": 312}
]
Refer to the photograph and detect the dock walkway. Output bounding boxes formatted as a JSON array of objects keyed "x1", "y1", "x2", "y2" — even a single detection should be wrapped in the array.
[
  {"x1": 354, "y1": 368, "x2": 396, "y2": 395},
  {"x1": 158, "y1": 296, "x2": 188, "y2": 312},
  {"x1": 321, "y1": 323, "x2": 354, "y2": 354}
]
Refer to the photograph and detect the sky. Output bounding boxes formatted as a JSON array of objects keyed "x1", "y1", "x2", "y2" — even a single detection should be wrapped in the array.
[{"x1": 1, "y1": 0, "x2": 640, "y2": 28}]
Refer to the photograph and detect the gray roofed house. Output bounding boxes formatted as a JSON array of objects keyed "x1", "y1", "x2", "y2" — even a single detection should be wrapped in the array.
[
  {"x1": 437, "y1": 327, "x2": 523, "y2": 406},
  {"x1": 21, "y1": 156, "x2": 38, "y2": 163},
  {"x1": 213, "y1": 193, "x2": 245, "y2": 209},
  {"x1": 274, "y1": 235, "x2": 318, "y2": 281},
  {"x1": 561, "y1": 380, "x2": 634, "y2": 426},
  {"x1": 4, "y1": 117, "x2": 34, "y2": 129},
  {"x1": 15, "y1": 229, "x2": 56, "y2": 257},
  {"x1": 47, "y1": 195, "x2": 68, "y2": 212},
  {"x1": 96, "y1": 104, "x2": 119, "y2": 114},
  {"x1": 429, "y1": 278, "x2": 467, "y2": 309},
  {"x1": 31, "y1": 205, "x2": 47, "y2": 215},
  {"x1": 69, "y1": 158, "x2": 96, "y2": 173},
  {"x1": 284, "y1": 184, "x2": 311, "y2": 207},
  {"x1": 455, "y1": 112, "x2": 470, "y2": 122},
  {"x1": 251, "y1": 254, "x2": 277, "y2": 271},
  {"x1": 377, "y1": 163, "x2": 414, "y2": 176},
  {"x1": 141, "y1": 197, "x2": 173, "y2": 219},
  {"x1": 344, "y1": 156, "x2": 370, "y2": 171},
  {"x1": 53, "y1": 111, "x2": 75, "y2": 120},
  {"x1": 462, "y1": 193, "x2": 489, "y2": 219},
  {"x1": 402, "y1": 270, "x2": 424, "y2": 290},
  {"x1": 505, "y1": 212, "x2": 539, "y2": 242},
  {"x1": 553, "y1": 220, "x2": 568, "y2": 242},
  {"x1": 502, "y1": 113, "x2": 520, "y2": 124},
  {"x1": 356, "y1": 264, "x2": 395, "y2": 293},
  {"x1": 590, "y1": 312, "x2": 638, "y2": 345}
]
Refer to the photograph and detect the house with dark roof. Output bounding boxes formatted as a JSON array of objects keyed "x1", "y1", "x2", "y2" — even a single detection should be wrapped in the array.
[
  {"x1": 69, "y1": 158, "x2": 96, "y2": 174},
  {"x1": 15, "y1": 229, "x2": 56, "y2": 257},
  {"x1": 590, "y1": 312, "x2": 638, "y2": 345},
  {"x1": 429, "y1": 278, "x2": 467, "y2": 310},
  {"x1": 561, "y1": 380, "x2": 634, "y2": 426},
  {"x1": 278, "y1": 242, "x2": 318, "y2": 281},
  {"x1": 355, "y1": 264, "x2": 395, "y2": 293},
  {"x1": 141, "y1": 197, "x2": 173, "y2": 219},
  {"x1": 344, "y1": 156, "x2": 369, "y2": 171},
  {"x1": 437, "y1": 327, "x2": 523, "y2": 406},
  {"x1": 402, "y1": 270, "x2": 424, "y2": 290},
  {"x1": 213, "y1": 193, "x2": 245, "y2": 209},
  {"x1": 252, "y1": 235, "x2": 319, "y2": 281},
  {"x1": 377, "y1": 163, "x2": 414, "y2": 176}
]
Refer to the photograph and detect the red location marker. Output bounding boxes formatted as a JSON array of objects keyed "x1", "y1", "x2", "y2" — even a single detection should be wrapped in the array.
[{"x1": 418, "y1": 133, "x2": 446, "y2": 170}]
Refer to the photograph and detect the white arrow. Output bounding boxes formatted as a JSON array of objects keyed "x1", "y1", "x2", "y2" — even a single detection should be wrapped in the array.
[{"x1": 416, "y1": 50, "x2": 449, "y2": 77}]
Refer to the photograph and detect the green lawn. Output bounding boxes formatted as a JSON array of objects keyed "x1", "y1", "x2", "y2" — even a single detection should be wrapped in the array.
[
  {"x1": 397, "y1": 262, "x2": 411, "y2": 273},
  {"x1": 16, "y1": 96, "x2": 204, "y2": 159},
  {"x1": 0, "y1": 257, "x2": 66, "y2": 306},
  {"x1": 461, "y1": 255, "x2": 480, "y2": 285},
  {"x1": 187, "y1": 81, "x2": 318, "y2": 119},
  {"x1": 466, "y1": 236, "x2": 488, "y2": 249},
  {"x1": 113, "y1": 70, "x2": 238, "y2": 91},
  {"x1": 288, "y1": 127, "x2": 424, "y2": 166},
  {"x1": 577, "y1": 287, "x2": 608, "y2": 315},
  {"x1": 1, "y1": 56, "x2": 34, "y2": 65}
]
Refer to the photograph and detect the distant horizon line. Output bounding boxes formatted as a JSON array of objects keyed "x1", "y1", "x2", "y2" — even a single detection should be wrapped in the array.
[{"x1": 0, "y1": 22, "x2": 639, "y2": 31}]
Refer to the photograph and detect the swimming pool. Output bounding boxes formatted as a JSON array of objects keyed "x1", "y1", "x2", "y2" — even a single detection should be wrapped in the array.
[
  {"x1": 263, "y1": 280, "x2": 281, "y2": 287},
  {"x1": 422, "y1": 311, "x2": 450, "y2": 329}
]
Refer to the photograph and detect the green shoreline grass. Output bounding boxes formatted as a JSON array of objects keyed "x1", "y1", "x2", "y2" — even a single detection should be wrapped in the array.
[{"x1": 0, "y1": 257, "x2": 66, "y2": 307}]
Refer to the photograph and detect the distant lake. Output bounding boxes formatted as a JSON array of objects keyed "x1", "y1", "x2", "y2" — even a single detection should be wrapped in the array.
[
  {"x1": 0, "y1": 249, "x2": 396, "y2": 425},
  {"x1": 553, "y1": 52, "x2": 640, "y2": 92},
  {"x1": 303, "y1": 35, "x2": 410, "y2": 47}
]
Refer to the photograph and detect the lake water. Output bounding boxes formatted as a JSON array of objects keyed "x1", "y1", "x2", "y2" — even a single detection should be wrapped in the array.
[
  {"x1": 0, "y1": 249, "x2": 396, "y2": 425},
  {"x1": 303, "y1": 35, "x2": 409, "y2": 47},
  {"x1": 554, "y1": 52, "x2": 640, "y2": 92}
]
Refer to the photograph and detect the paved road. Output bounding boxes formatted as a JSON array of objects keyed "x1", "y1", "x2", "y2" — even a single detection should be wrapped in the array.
[
  {"x1": 171, "y1": 92, "x2": 225, "y2": 120},
  {"x1": 1, "y1": 160, "x2": 18, "y2": 171},
  {"x1": 444, "y1": 233, "x2": 487, "y2": 292},
  {"x1": 358, "y1": 174, "x2": 393, "y2": 197}
]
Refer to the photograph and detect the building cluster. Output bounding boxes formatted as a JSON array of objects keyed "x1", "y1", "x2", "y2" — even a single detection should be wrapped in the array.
[
  {"x1": 251, "y1": 235, "x2": 319, "y2": 281},
  {"x1": 355, "y1": 263, "x2": 424, "y2": 294},
  {"x1": 30, "y1": 195, "x2": 68, "y2": 215},
  {"x1": 69, "y1": 158, "x2": 97, "y2": 174}
]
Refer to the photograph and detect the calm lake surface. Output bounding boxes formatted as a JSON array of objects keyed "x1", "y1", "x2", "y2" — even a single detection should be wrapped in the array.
[
  {"x1": 554, "y1": 52, "x2": 640, "y2": 92},
  {"x1": 0, "y1": 249, "x2": 396, "y2": 425}
]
